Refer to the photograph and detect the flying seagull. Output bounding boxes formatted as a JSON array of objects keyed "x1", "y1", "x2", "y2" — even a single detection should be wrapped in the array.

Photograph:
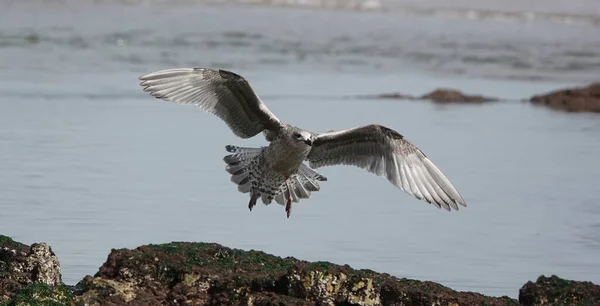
[{"x1": 139, "y1": 68, "x2": 466, "y2": 217}]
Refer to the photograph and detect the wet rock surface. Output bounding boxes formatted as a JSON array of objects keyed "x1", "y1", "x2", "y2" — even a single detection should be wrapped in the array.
[
  {"x1": 0, "y1": 235, "x2": 67, "y2": 304},
  {"x1": 73, "y1": 241, "x2": 515, "y2": 306},
  {"x1": 529, "y1": 83, "x2": 600, "y2": 112},
  {"x1": 519, "y1": 275, "x2": 600, "y2": 306},
  {"x1": 369, "y1": 88, "x2": 498, "y2": 103},
  {"x1": 369, "y1": 83, "x2": 600, "y2": 109},
  {"x1": 420, "y1": 89, "x2": 498, "y2": 103}
]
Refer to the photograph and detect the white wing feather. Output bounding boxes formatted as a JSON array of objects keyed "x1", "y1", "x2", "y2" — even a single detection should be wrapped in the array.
[
  {"x1": 139, "y1": 68, "x2": 283, "y2": 139},
  {"x1": 307, "y1": 124, "x2": 466, "y2": 210}
]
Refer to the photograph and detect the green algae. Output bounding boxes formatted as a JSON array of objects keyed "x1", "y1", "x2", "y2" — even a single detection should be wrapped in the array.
[
  {"x1": 502, "y1": 296, "x2": 518, "y2": 305},
  {"x1": 309, "y1": 261, "x2": 332, "y2": 271},
  {"x1": 240, "y1": 250, "x2": 295, "y2": 273},
  {"x1": 147, "y1": 242, "x2": 297, "y2": 275},
  {"x1": 5, "y1": 284, "x2": 73, "y2": 306},
  {"x1": 0, "y1": 235, "x2": 19, "y2": 247}
]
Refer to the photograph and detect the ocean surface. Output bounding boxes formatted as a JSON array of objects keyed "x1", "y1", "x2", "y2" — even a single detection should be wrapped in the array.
[{"x1": 1, "y1": 0, "x2": 600, "y2": 298}]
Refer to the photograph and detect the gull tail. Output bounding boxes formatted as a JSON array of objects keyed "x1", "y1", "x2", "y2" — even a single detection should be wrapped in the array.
[
  {"x1": 273, "y1": 163, "x2": 327, "y2": 205},
  {"x1": 223, "y1": 145, "x2": 263, "y2": 194}
]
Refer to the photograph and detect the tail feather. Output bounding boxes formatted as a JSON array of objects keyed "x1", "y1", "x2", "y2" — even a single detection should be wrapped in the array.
[
  {"x1": 224, "y1": 145, "x2": 263, "y2": 194},
  {"x1": 225, "y1": 145, "x2": 262, "y2": 156},
  {"x1": 261, "y1": 193, "x2": 270, "y2": 204},
  {"x1": 224, "y1": 146, "x2": 328, "y2": 208},
  {"x1": 226, "y1": 163, "x2": 246, "y2": 175},
  {"x1": 297, "y1": 163, "x2": 326, "y2": 192},
  {"x1": 299, "y1": 163, "x2": 327, "y2": 182},
  {"x1": 274, "y1": 192, "x2": 286, "y2": 205},
  {"x1": 293, "y1": 176, "x2": 311, "y2": 198},
  {"x1": 238, "y1": 179, "x2": 252, "y2": 193},
  {"x1": 273, "y1": 163, "x2": 327, "y2": 206}
]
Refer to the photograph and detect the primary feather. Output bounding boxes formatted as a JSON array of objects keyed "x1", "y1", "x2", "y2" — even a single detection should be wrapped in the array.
[
  {"x1": 308, "y1": 124, "x2": 466, "y2": 210},
  {"x1": 139, "y1": 68, "x2": 282, "y2": 139}
]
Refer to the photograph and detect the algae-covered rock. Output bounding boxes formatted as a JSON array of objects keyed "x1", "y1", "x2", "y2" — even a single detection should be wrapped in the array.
[
  {"x1": 73, "y1": 241, "x2": 515, "y2": 305},
  {"x1": 1, "y1": 235, "x2": 70, "y2": 305},
  {"x1": 6, "y1": 233, "x2": 599, "y2": 305},
  {"x1": 7, "y1": 283, "x2": 73, "y2": 306},
  {"x1": 519, "y1": 275, "x2": 600, "y2": 305}
]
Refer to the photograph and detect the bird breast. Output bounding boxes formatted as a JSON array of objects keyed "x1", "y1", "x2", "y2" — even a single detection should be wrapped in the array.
[{"x1": 264, "y1": 141, "x2": 310, "y2": 176}]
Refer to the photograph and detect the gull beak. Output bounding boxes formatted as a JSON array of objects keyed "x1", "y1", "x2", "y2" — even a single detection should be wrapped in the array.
[{"x1": 304, "y1": 138, "x2": 313, "y2": 146}]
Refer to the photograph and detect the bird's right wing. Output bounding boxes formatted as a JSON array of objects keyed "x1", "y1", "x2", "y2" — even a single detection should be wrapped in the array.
[
  {"x1": 139, "y1": 68, "x2": 283, "y2": 139},
  {"x1": 307, "y1": 124, "x2": 466, "y2": 211}
]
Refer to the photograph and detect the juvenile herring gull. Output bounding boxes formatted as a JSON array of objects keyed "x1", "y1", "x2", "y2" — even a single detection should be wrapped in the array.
[{"x1": 139, "y1": 68, "x2": 466, "y2": 217}]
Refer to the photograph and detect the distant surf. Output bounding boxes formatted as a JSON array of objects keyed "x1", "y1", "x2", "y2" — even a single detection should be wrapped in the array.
[{"x1": 205, "y1": 0, "x2": 600, "y2": 27}]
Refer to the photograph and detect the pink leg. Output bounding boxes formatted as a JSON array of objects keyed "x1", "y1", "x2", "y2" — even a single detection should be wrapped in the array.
[{"x1": 285, "y1": 179, "x2": 292, "y2": 218}]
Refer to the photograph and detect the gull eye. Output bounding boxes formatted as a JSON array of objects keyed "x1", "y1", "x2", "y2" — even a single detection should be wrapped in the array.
[{"x1": 294, "y1": 133, "x2": 302, "y2": 139}]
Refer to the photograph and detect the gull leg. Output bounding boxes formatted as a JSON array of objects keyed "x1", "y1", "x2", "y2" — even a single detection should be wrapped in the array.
[
  {"x1": 248, "y1": 193, "x2": 259, "y2": 212},
  {"x1": 285, "y1": 179, "x2": 292, "y2": 218}
]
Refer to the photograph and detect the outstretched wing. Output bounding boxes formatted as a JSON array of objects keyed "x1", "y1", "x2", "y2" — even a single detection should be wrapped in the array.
[
  {"x1": 139, "y1": 68, "x2": 283, "y2": 139},
  {"x1": 307, "y1": 124, "x2": 466, "y2": 211}
]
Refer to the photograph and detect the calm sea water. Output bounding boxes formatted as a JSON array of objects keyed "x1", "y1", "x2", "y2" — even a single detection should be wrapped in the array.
[{"x1": 1, "y1": 0, "x2": 600, "y2": 298}]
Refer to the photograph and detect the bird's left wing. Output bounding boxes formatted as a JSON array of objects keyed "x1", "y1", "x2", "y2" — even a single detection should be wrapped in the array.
[
  {"x1": 307, "y1": 124, "x2": 466, "y2": 210},
  {"x1": 139, "y1": 68, "x2": 283, "y2": 139}
]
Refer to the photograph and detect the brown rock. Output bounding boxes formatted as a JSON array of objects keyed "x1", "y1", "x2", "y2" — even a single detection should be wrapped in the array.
[
  {"x1": 529, "y1": 83, "x2": 600, "y2": 112},
  {"x1": 519, "y1": 275, "x2": 600, "y2": 305},
  {"x1": 420, "y1": 88, "x2": 498, "y2": 103},
  {"x1": 0, "y1": 235, "x2": 67, "y2": 304},
  {"x1": 74, "y1": 241, "x2": 516, "y2": 305},
  {"x1": 4, "y1": 235, "x2": 600, "y2": 306},
  {"x1": 369, "y1": 89, "x2": 497, "y2": 103}
]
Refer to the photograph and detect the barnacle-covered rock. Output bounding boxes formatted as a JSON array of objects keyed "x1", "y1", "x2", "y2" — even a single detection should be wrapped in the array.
[
  {"x1": 0, "y1": 235, "x2": 70, "y2": 305},
  {"x1": 72, "y1": 241, "x2": 514, "y2": 305}
]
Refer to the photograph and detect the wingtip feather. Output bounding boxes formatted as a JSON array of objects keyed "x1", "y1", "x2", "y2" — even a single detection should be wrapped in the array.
[{"x1": 421, "y1": 156, "x2": 467, "y2": 209}]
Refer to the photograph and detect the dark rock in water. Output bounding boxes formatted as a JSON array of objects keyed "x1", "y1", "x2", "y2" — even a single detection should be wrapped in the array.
[
  {"x1": 373, "y1": 92, "x2": 417, "y2": 100},
  {"x1": 529, "y1": 83, "x2": 600, "y2": 113},
  {"x1": 370, "y1": 89, "x2": 497, "y2": 103},
  {"x1": 420, "y1": 88, "x2": 498, "y2": 103},
  {"x1": 519, "y1": 275, "x2": 600, "y2": 306},
  {"x1": 0, "y1": 235, "x2": 72, "y2": 305},
  {"x1": 74, "y1": 241, "x2": 515, "y2": 305}
]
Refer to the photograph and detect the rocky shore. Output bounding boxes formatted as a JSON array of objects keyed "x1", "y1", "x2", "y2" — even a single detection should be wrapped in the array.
[
  {"x1": 368, "y1": 83, "x2": 600, "y2": 113},
  {"x1": 2, "y1": 235, "x2": 600, "y2": 305}
]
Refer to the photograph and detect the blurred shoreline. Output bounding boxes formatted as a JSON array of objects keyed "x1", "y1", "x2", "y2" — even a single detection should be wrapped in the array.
[
  {"x1": 2, "y1": 1, "x2": 600, "y2": 84},
  {"x1": 3, "y1": 0, "x2": 600, "y2": 27}
]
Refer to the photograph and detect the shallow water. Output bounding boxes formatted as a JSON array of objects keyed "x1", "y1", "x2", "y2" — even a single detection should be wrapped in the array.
[{"x1": 1, "y1": 0, "x2": 600, "y2": 298}]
